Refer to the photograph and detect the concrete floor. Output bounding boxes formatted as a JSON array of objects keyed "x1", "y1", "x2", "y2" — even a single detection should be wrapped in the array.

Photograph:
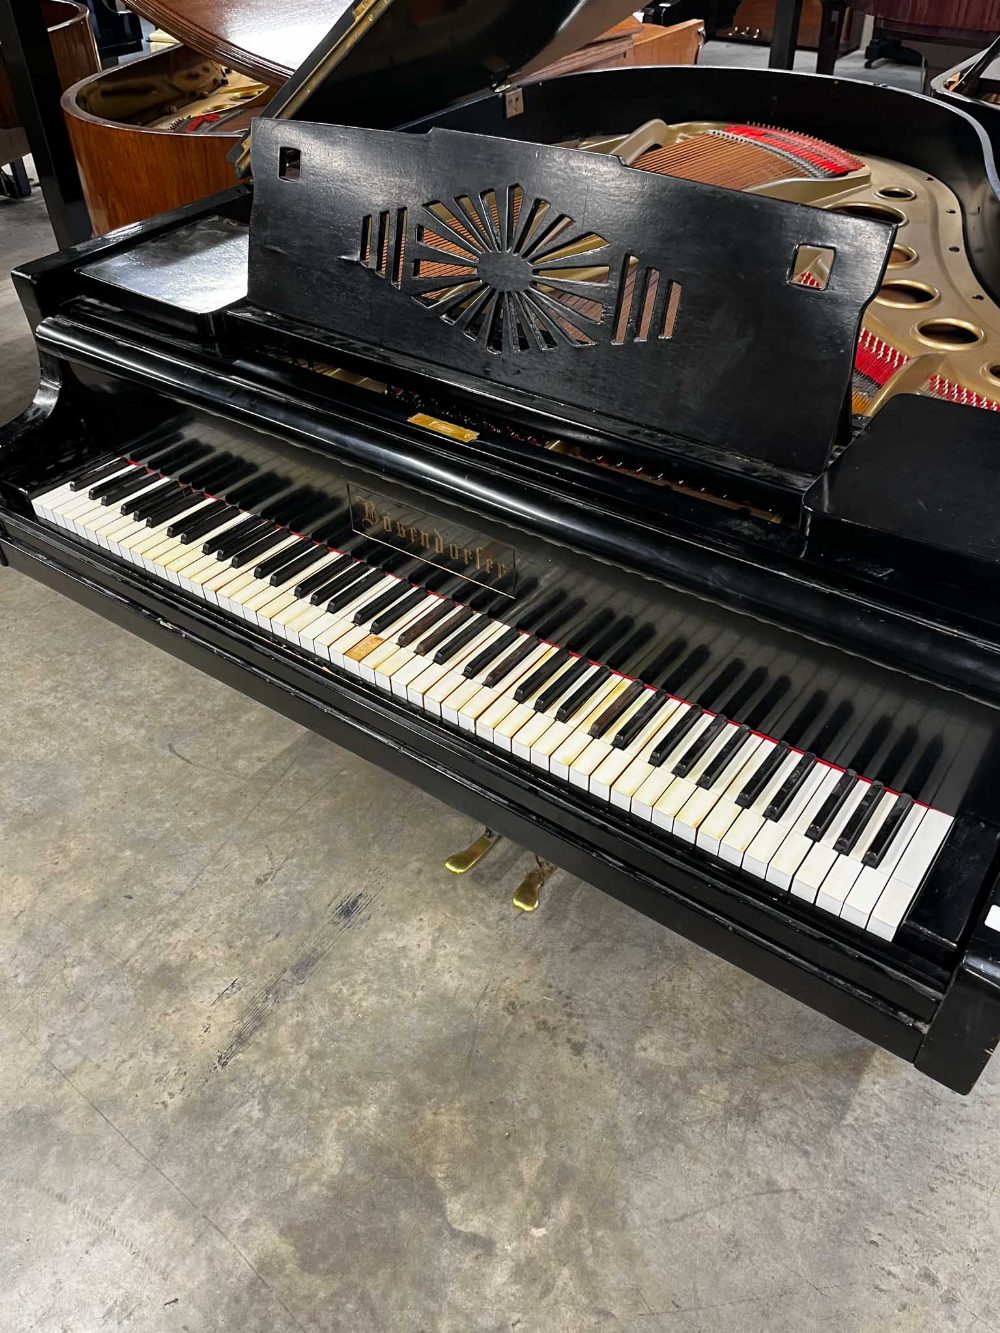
[{"x1": 2, "y1": 49, "x2": 999, "y2": 1332}]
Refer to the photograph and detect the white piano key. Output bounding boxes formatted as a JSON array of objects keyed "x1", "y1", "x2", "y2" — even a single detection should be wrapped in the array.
[
  {"x1": 652, "y1": 724, "x2": 736, "y2": 837},
  {"x1": 788, "y1": 779, "x2": 870, "y2": 903},
  {"x1": 764, "y1": 766, "x2": 842, "y2": 890},
  {"x1": 675, "y1": 731, "x2": 766, "y2": 846},
  {"x1": 742, "y1": 761, "x2": 827, "y2": 881},
  {"x1": 693, "y1": 735, "x2": 769, "y2": 855},
  {"x1": 866, "y1": 808, "x2": 954, "y2": 941},
  {"x1": 630, "y1": 706, "x2": 709, "y2": 820},
  {"x1": 841, "y1": 803, "x2": 927, "y2": 931}
]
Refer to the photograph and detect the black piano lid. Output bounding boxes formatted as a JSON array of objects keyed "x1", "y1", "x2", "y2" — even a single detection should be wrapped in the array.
[
  {"x1": 253, "y1": 0, "x2": 638, "y2": 135},
  {"x1": 932, "y1": 35, "x2": 1000, "y2": 159}
]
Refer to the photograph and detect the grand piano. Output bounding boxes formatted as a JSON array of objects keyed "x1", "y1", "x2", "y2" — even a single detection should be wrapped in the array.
[{"x1": 4, "y1": 0, "x2": 1000, "y2": 1093}]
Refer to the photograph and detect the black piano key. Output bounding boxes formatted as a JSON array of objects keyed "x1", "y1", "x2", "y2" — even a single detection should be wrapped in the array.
[
  {"x1": 534, "y1": 656, "x2": 592, "y2": 713},
  {"x1": 733, "y1": 740, "x2": 787, "y2": 807},
  {"x1": 124, "y1": 480, "x2": 181, "y2": 519},
  {"x1": 610, "y1": 687, "x2": 669, "y2": 749},
  {"x1": 590, "y1": 678, "x2": 645, "y2": 740},
  {"x1": 308, "y1": 562, "x2": 368, "y2": 605},
  {"x1": 513, "y1": 650, "x2": 571, "y2": 704},
  {"x1": 307, "y1": 511, "x2": 349, "y2": 544},
  {"x1": 265, "y1": 544, "x2": 328, "y2": 586},
  {"x1": 483, "y1": 636, "x2": 539, "y2": 689},
  {"x1": 301, "y1": 496, "x2": 344, "y2": 526},
  {"x1": 833, "y1": 781, "x2": 886, "y2": 856},
  {"x1": 863, "y1": 793, "x2": 915, "y2": 867},
  {"x1": 698, "y1": 723, "x2": 751, "y2": 790},
  {"x1": 672, "y1": 712, "x2": 728, "y2": 778},
  {"x1": 356, "y1": 579, "x2": 414, "y2": 628},
  {"x1": 142, "y1": 489, "x2": 201, "y2": 527},
  {"x1": 87, "y1": 467, "x2": 147, "y2": 503},
  {"x1": 326, "y1": 568, "x2": 385, "y2": 614},
  {"x1": 170, "y1": 501, "x2": 232, "y2": 542},
  {"x1": 463, "y1": 626, "x2": 520, "y2": 679},
  {"x1": 735, "y1": 740, "x2": 789, "y2": 808},
  {"x1": 69, "y1": 456, "x2": 126, "y2": 491},
  {"x1": 294, "y1": 548, "x2": 362, "y2": 598},
  {"x1": 430, "y1": 612, "x2": 493, "y2": 664},
  {"x1": 286, "y1": 496, "x2": 331, "y2": 534},
  {"x1": 100, "y1": 469, "x2": 160, "y2": 506},
  {"x1": 217, "y1": 522, "x2": 278, "y2": 564},
  {"x1": 413, "y1": 605, "x2": 475, "y2": 656},
  {"x1": 763, "y1": 751, "x2": 817, "y2": 821},
  {"x1": 399, "y1": 599, "x2": 457, "y2": 649},
  {"x1": 805, "y1": 768, "x2": 857, "y2": 841},
  {"x1": 582, "y1": 616, "x2": 631, "y2": 665},
  {"x1": 647, "y1": 703, "x2": 703, "y2": 766},
  {"x1": 556, "y1": 664, "x2": 614, "y2": 724},
  {"x1": 229, "y1": 527, "x2": 293, "y2": 569},
  {"x1": 254, "y1": 538, "x2": 315, "y2": 581},
  {"x1": 371, "y1": 588, "x2": 429, "y2": 637},
  {"x1": 203, "y1": 515, "x2": 267, "y2": 556}
]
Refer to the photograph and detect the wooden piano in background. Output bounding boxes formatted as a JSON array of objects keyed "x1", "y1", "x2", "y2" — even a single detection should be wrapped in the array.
[
  {"x1": 0, "y1": 0, "x2": 98, "y2": 196},
  {"x1": 5, "y1": 0, "x2": 1000, "y2": 1093},
  {"x1": 61, "y1": 0, "x2": 703, "y2": 234}
]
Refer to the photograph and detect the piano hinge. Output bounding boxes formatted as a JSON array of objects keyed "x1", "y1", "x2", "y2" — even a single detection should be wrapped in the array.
[{"x1": 495, "y1": 83, "x2": 524, "y2": 119}]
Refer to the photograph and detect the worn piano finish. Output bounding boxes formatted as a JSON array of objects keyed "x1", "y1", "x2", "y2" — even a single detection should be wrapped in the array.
[{"x1": 4, "y1": 4, "x2": 1000, "y2": 1092}]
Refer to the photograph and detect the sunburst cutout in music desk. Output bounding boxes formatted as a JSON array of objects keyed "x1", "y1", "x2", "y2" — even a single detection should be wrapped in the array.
[{"x1": 358, "y1": 186, "x2": 619, "y2": 353}]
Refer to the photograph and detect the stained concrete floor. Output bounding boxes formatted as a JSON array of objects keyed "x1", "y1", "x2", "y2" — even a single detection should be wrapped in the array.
[{"x1": 2, "y1": 47, "x2": 999, "y2": 1332}]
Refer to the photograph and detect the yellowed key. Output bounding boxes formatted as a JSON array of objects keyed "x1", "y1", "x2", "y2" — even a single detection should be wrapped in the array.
[
  {"x1": 454, "y1": 642, "x2": 550, "y2": 729},
  {"x1": 566, "y1": 693, "x2": 650, "y2": 787}
]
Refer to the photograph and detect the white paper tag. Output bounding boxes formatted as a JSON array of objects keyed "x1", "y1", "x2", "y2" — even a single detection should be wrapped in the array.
[{"x1": 986, "y1": 905, "x2": 1000, "y2": 935}]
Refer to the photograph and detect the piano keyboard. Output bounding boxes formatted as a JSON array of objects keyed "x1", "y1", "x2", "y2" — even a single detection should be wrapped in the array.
[{"x1": 32, "y1": 447, "x2": 955, "y2": 945}]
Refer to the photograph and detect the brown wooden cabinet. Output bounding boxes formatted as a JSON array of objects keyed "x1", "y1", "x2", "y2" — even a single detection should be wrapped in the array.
[{"x1": 0, "y1": 0, "x2": 99, "y2": 169}]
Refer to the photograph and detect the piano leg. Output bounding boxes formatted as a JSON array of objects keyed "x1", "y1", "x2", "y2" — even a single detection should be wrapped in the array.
[
  {"x1": 512, "y1": 857, "x2": 557, "y2": 913},
  {"x1": 445, "y1": 827, "x2": 503, "y2": 874}
]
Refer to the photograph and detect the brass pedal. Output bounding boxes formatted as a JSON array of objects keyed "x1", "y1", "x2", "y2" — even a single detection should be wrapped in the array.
[
  {"x1": 445, "y1": 828, "x2": 502, "y2": 875},
  {"x1": 512, "y1": 857, "x2": 556, "y2": 913}
]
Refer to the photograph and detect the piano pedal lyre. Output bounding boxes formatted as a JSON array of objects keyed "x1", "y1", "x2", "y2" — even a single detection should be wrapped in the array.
[
  {"x1": 512, "y1": 857, "x2": 556, "y2": 913},
  {"x1": 445, "y1": 827, "x2": 502, "y2": 874}
]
